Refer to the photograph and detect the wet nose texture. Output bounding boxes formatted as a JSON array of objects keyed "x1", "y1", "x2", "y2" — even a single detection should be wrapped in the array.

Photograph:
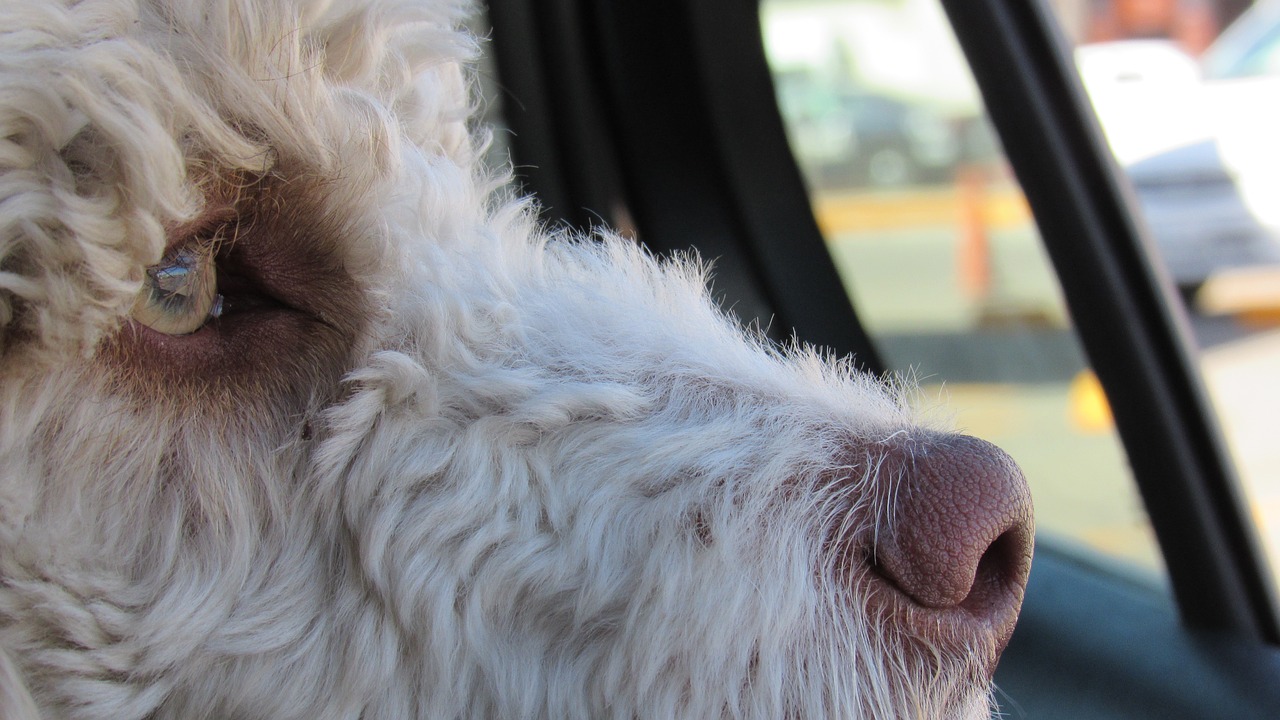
[{"x1": 871, "y1": 433, "x2": 1034, "y2": 627}]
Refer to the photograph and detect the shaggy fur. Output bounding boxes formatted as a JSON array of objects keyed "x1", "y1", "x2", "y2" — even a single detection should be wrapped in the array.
[{"x1": 0, "y1": 1, "x2": 1028, "y2": 718}]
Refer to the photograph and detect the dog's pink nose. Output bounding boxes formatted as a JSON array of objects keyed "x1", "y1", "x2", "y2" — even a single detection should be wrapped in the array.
[{"x1": 858, "y1": 433, "x2": 1034, "y2": 650}]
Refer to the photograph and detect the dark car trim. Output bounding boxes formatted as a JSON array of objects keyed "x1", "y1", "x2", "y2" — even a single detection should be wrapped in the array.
[
  {"x1": 488, "y1": 0, "x2": 884, "y2": 372},
  {"x1": 998, "y1": 539, "x2": 1280, "y2": 718}
]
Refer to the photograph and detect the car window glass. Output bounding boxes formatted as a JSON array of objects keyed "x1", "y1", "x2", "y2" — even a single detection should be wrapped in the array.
[
  {"x1": 1201, "y1": 3, "x2": 1280, "y2": 78},
  {"x1": 1052, "y1": 0, "x2": 1280, "y2": 591},
  {"x1": 1231, "y1": 23, "x2": 1280, "y2": 74},
  {"x1": 761, "y1": 0, "x2": 1165, "y2": 572}
]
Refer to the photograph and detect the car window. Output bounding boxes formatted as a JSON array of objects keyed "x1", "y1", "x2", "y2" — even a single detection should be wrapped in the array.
[
  {"x1": 1202, "y1": 1, "x2": 1280, "y2": 78},
  {"x1": 1219, "y1": 22, "x2": 1280, "y2": 75},
  {"x1": 760, "y1": 0, "x2": 1164, "y2": 571},
  {"x1": 1052, "y1": 0, "x2": 1280, "y2": 591}
]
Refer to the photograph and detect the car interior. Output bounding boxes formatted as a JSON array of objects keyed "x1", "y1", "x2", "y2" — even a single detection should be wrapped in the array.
[{"x1": 478, "y1": 0, "x2": 1280, "y2": 717}]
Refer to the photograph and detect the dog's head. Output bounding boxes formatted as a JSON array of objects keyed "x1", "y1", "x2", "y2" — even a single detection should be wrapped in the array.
[{"x1": 0, "y1": 1, "x2": 1032, "y2": 718}]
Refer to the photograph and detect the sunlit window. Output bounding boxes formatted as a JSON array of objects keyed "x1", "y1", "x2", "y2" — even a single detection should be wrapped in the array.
[
  {"x1": 762, "y1": 0, "x2": 1163, "y2": 570},
  {"x1": 1051, "y1": 0, "x2": 1280, "y2": 587}
]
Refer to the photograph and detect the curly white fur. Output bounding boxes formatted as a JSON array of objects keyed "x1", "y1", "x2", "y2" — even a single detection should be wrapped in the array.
[{"x1": 0, "y1": 1, "x2": 1003, "y2": 718}]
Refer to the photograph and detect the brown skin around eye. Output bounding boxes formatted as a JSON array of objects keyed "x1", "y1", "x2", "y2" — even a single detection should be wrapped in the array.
[{"x1": 98, "y1": 171, "x2": 371, "y2": 415}]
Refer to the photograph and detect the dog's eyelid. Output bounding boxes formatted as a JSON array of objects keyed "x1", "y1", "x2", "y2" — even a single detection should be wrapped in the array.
[{"x1": 160, "y1": 192, "x2": 242, "y2": 252}]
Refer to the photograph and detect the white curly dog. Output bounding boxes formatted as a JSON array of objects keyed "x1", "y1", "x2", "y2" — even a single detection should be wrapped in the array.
[{"x1": 0, "y1": 1, "x2": 1033, "y2": 718}]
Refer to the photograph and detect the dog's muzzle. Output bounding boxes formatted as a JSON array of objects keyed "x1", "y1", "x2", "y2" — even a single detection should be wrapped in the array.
[{"x1": 830, "y1": 432, "x2": 1035, "y2": 672}]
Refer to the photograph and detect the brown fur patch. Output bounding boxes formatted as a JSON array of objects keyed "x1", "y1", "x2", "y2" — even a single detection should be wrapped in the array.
[{"x1": 97, "y1": 166, "x2": 372, "y2": 422}]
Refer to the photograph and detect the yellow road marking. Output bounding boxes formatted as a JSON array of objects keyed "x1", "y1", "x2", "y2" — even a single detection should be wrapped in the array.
[{"x1": 811, "y1": 187, "x2": 1031, "y2": 235}]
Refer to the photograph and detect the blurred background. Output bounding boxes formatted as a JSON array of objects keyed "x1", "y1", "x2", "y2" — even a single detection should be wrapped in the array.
[{"x1": 760, "y1": 0, "x2": 1280, "y2": 581}]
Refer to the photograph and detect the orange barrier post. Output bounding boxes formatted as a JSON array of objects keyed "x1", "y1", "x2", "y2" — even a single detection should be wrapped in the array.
[{"x1": 956, "y1": 165, "x2": 991, "y2": 302}]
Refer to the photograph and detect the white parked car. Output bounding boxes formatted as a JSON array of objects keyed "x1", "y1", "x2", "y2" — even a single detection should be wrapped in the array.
[{"x1": 1078, "y1": 1, "x2": 1280, "y2": 292}]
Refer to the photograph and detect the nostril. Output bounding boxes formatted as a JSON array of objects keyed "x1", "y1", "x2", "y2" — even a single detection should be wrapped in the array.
[
  {"x1": 857, "y1": 432, "x2": 1034, "y2": 642},
  {"x1": 961, "y1": 526, "x2": 1031, "y2": 616}
]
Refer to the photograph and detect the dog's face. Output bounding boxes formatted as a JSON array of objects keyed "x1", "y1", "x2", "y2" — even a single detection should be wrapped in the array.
[{"x1": 0, "y1": 1, "x2": 1032, "y2": 718}]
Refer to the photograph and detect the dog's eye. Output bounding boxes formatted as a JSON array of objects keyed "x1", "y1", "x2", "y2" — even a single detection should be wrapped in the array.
[{"x1": 131, "y1": 246, "x2": 223, "y2": 335}]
